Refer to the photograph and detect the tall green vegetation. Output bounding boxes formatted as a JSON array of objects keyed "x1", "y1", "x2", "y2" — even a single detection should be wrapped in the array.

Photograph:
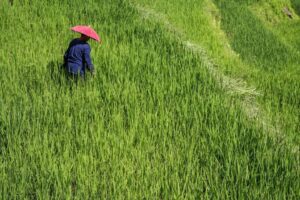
[
  {"x1": 214, "y1": 0, "x2": 299, "y2": 70},
  {"x1": 212, "y1": 0, "x2": 300, "y2": 143},
  {"x1": 0, "y1": 0, "x2": 299, "y2": 199},
  {"x1": 291, "y1": 0, "x2": 300, "y2": 15},
  {"x1": 136, "y1": 0, "x2": 299, "y2": 144}
]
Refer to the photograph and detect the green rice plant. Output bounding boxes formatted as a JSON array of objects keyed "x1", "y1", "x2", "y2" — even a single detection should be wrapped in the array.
[
  {"x1": 0, "y1": 0, "x2": 299, "y2": 199},
  {"x1": 291, "y1": 0, "x2": 300, "y2": 15},
  {"x1": 135, "y1": 0, "x2": 299, "y2": 146}
]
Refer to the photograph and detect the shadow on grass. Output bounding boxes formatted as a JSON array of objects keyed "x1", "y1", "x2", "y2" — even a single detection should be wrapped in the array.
[
  {"x1": 47, "y1": 61, "x2": 86, "y2": 89},
  {"x1": 0, "y1": 119, "x2": 8, "y2": 156},
  {"x1": 47, "y1": 60, "x2": 69, "y2": 86},
  {"x1": 291, "y1": 0, "x2": 300, "y2": 16}
]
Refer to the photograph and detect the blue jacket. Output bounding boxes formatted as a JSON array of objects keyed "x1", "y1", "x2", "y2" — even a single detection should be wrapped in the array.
[{"x1": 64, "y1": 38, "x2": 94, "y2": 75}]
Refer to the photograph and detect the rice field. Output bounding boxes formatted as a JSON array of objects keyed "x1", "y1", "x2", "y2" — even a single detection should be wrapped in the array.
[{"x1": 0, "y1": 0, "x2": 299, "y2": 199}]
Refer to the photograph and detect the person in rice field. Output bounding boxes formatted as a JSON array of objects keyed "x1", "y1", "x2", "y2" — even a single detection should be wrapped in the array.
[{"x1": 63, "y1": 25, "x2": 101, "y2": 79}]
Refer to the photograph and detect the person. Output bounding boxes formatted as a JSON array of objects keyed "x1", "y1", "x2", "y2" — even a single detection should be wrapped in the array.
[{"x1": 63, "y1": 34, "x2": 95, "y2": 78}]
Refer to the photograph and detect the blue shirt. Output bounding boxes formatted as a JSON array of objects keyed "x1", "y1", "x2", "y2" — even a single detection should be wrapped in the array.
[{"x1": 64, "y1": 38, "x2": 94, "y2": 75}]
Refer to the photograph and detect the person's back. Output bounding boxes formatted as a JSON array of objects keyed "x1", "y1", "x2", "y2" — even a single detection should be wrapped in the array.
[{"x1": 64, "y1": 35, "x2": 94, "y2": 76}]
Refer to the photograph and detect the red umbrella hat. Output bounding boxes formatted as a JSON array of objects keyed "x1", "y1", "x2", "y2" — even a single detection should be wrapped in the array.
[{"x1": 71, "y1": 25, "x2": 101, "y2": 42}]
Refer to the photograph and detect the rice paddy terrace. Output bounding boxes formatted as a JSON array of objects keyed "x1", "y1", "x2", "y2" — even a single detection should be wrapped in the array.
[{"x1": 0, "y1": 0, "x2": 299, "y2": 199}]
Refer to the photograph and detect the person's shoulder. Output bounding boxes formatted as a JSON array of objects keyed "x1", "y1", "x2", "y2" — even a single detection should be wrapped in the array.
[
  {"x1": 69, "y1": 38, "x2": 79, "y2": 45},
  {"x1": 83, "y1": 43, "x2": 91, "y2": 50}
]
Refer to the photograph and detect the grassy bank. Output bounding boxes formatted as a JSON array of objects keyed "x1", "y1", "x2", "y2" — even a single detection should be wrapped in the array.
[{"x1": 134, "y1": 0, "x2": 299, "y2": 147}]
